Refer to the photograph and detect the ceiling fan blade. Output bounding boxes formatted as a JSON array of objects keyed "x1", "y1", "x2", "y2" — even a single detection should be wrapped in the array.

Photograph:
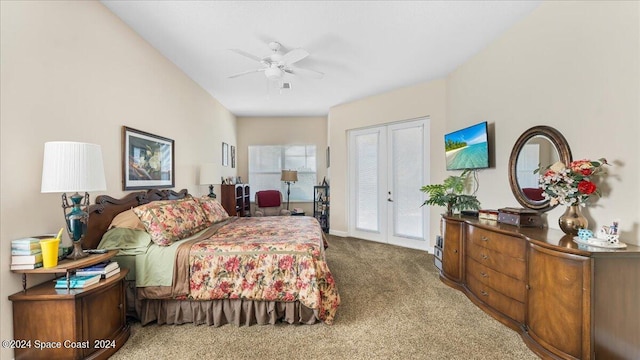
[
  {"x1": 229, "y1": 49, "x2": 263, "y2": 63},
  {"x1": 228, "y1": 68, "x2": 265, "y2": 79},
  {"x1": 282, "y1": 48, "x2": 309, "y2": 65},
  {"x1": 288, "y1": 66, "x2": 324, "y2": 79}
]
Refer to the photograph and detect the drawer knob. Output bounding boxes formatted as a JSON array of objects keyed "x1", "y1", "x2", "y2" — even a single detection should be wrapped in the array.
[
  {"x1": 481, "y1": 236, "x2": 489, "y2": 241},
  {"x1": 481, "y1": 254, "x2": 489, "y2": 260},
  {"x1": 480, "y1": 272, "x2": 488, "y2": 278},
  {"x1": 453, "y1": 249, "x2": 458, "y2": 253},
  {"x1": 480, "y1": 290, "x2": 489, "y2": 297}
]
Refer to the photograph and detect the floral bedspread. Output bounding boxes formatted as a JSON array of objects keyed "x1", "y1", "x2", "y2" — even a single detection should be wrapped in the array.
[{"x1": 188, "y1": 216, "x2": 340, "y2": 324}]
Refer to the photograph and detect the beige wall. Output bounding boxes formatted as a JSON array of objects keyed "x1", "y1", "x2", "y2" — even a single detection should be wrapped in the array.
[
  {"x1": 0, "y1": 1, "x2": 236, "y2": 354},
  {"x1": 2, "y1": 0, "x2": 639, "y2": 355},
  {"x1": 328, "y1": 1, "x2": 639, "y2": 247},
  {"x1": 236, "y1": 116, "x2": 328, "y2": 215},
  {"x1": 447, "y1": 0, "x2": 639, "y2": 244},
  {"x1": 328, "y1": 79, "x2": 448, "y2": 242}
]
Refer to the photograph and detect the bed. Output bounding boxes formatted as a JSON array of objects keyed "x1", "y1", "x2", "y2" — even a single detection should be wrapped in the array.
[{"x1": 84, "y1": 189, "x2": 340, "y2": 326}]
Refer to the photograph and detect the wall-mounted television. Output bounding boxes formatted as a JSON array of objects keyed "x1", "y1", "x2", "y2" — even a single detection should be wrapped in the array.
[{"x1": 445, "y1": 121, "x2": 490, "y2": 171}]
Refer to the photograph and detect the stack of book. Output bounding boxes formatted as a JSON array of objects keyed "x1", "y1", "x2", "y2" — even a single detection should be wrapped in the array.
[
  {"x1": 10, "y1": 237, "x2": 67, "y2": 270},
  {"x1": 75, "y1": 260, "x2": 120, "y2": 279},
  {"x1": 10, "y1": 238, "x2": 43, "y2": 270},
  {"x1": 54, "y1": 273, "x2": 101, "y2": 289}
]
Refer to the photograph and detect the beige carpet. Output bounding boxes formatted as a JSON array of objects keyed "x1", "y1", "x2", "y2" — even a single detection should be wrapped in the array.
[{"x1": 110, "y1": 236, "x2": 538, "y2": 359}]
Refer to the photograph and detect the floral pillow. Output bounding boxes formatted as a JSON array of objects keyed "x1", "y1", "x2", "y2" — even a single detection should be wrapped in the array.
[
  {"x1": 196, "y1": 197, "x2": 230, "y2": 224},
  {"x1": 132, "y1": 198, "x2": 209, "y2": 246}
]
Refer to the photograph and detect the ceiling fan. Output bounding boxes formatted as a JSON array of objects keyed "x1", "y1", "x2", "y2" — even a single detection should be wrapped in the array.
[{"x1": 228, "y1": 42, "x2": 324, "y2": 81}]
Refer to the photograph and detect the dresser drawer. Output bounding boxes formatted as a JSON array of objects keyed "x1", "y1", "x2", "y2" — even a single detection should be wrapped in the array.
[
  {"x1": 467, "y1": 225, "x2": 525, "y2": 260},
  {"x1": 467, "y1": 273, "x2": 525, "y2": 323},
  {"x1": 465, "y1": 256, "x2": 526, "y2": 302},
  {"x1": 466, "y1": 240, "x2": 526, "y2": 281}
]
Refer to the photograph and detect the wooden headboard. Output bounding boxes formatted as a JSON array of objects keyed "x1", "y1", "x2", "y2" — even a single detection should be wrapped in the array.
[{"x1": 84, "y1": 189, "x2": 189, "y2": 249}]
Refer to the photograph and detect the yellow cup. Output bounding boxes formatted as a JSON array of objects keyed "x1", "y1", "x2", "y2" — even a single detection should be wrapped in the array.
[{"x1": 40, "y1": 238, "x2": 60, "y2": 268}]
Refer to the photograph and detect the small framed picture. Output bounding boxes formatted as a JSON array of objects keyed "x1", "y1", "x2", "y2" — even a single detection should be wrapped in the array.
[
  {"x1": 222, "y1": 142, "x2": 229, "y2": 167},
  {"x1": 231, "y1": 145, "x2": 236, "y2": 168},
  {"x1": 326, "y1": 146, "x2": 330, "y2": 168},
  {"x1": 122, "y1": 126, "x2": 175, "y2": 190}
]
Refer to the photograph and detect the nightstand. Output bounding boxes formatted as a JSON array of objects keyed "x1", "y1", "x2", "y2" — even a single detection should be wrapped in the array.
[{"x1": 9, "y1": 251, "x2": 130, "y2": 359}]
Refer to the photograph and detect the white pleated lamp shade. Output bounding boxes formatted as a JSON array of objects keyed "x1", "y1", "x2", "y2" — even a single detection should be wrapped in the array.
[
  {"x1": 199, "y1": 163, "x2": 220, "y2": 185},
  {"x1": 41, "y1": 142, "x2": 107, "y2": 193}
]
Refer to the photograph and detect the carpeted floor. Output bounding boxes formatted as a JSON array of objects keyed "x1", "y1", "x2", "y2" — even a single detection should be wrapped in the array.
[{"x1": 110, "y1": 236, "x2": 539, "y2": 359}]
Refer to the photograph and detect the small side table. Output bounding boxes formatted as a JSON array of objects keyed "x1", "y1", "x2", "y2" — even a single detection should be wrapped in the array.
[{"x1": 9, "y1": 268, "x2": 130, "y2": 359}]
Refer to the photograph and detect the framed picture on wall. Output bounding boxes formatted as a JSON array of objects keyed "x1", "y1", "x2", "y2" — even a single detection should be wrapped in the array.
[
  {"x1": 326, "y1": 146, "x2": 330, "y2": 168},
  {"x1": 231, "y1": 145, "x2": 236, "y2": 168},
  {"x1": 222, "y1": 142, "x2": 229, "y2": 167},
  {"x1": 122, "y1": 126, "x2": 175, "y2": 190}
]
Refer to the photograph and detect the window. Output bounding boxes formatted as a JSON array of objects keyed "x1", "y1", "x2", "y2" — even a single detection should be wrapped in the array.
[{"x1": 248, "y1": 145, "x2": 317, "y2": 202}]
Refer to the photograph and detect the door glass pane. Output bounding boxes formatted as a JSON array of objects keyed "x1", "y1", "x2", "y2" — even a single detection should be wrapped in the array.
[
  {"x1": 517, "y1": 144, "x2": 540, "y2": 189},
  {"x1": 355, "y1": 132, "x2": 379, "y2": 232},
  {"x1": 392, "y1": 126, "x2": 423, "y2": 239}
]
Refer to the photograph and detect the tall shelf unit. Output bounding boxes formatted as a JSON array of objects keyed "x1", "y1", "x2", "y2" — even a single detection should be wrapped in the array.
[
  {"x1": 314, "y1": 185, "x2": 330, "y2": 233},
  {"x1": 221, "y1": 183, "x2": 250, "y2": 217}
]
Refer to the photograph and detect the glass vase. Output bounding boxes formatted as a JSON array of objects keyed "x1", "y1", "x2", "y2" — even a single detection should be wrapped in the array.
[{"x1": 558, "y1": 205, "x2": 588, "y2": 236}]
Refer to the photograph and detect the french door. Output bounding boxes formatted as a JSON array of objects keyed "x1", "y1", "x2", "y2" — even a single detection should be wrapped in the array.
[{"x1": 348, "y1": 118, "x2": 430, "y2": 250}]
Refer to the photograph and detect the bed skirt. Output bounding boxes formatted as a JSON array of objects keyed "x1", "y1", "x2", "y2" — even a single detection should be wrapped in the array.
[{"x1": 125, "y1": 281, "x2": 320, "y2": 326}]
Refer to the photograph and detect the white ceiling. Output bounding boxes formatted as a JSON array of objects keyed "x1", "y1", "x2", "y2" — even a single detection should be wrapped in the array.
[{"x1": 101, "y1": 1, "x2": 541, "y2": 117}]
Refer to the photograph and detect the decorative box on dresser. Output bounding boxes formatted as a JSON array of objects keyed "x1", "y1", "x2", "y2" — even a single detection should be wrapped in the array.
[
  {"x1": 9, "y1": 251, "x2": 129, "y2": 360},
  {"x1": 438, "y1": 215, "x2": 640, "y2": 360}
]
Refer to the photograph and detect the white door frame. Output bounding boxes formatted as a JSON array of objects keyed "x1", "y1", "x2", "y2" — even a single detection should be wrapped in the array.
[{"x1": 347, "y1": 117, "x2": 430, "y2": 251}]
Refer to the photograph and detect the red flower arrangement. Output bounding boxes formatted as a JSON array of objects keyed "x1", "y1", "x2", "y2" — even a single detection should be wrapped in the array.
[{"x1": 537, "y1": 158, "x2": 609, "y2": 206}]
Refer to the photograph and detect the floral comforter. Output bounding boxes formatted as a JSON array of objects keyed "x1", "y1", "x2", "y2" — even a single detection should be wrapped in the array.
[{"x1": 187, "y1": 216, "x2": 340, "y2": 324}]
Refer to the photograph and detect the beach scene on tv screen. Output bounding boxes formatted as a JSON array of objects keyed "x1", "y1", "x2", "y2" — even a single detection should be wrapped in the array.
[{"x1": 445, "y1": 123, "x2": 489, "y2": 170}]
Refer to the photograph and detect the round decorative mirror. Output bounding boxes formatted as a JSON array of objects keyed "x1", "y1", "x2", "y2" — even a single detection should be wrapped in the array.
[{"x1": 508, "y1": 126, "x2": 572, "y2": 212}]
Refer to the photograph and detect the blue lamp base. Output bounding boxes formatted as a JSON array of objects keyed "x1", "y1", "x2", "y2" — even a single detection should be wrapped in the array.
[{"x1": 64, "y1": 192, "x2": 89, "y2": 259}]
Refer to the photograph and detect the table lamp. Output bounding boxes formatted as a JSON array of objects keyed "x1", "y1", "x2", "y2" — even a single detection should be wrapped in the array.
[
  {"x1": 41, "y1": 142, "x2": 107, "y2": 259},
  {"x1": 199, "y1": 163, "x2": 219, "y2": 198},
  {"x1": 280, "y1": 170, "x2": 298, "y2": 210}
]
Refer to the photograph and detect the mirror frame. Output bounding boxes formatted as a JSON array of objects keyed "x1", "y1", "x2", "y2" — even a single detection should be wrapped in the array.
[{"x1": 508, "y1": 125, "x2": 572, "y2": 212}]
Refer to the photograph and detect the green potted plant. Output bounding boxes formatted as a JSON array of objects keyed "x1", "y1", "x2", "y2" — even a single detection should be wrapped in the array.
[{"x1": 420, "y1": 169, "x2": 481, "y2": 216}]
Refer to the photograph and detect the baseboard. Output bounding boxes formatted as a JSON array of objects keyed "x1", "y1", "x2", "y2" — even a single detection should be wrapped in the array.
[{"x1": 329, "y1": 229, "x2": 348, "y2": 237}]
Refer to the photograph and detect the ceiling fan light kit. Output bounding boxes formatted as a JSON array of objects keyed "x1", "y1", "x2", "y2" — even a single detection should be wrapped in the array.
[{"x1": 265, "y1": 66, "x2": 283, "y2": 79}]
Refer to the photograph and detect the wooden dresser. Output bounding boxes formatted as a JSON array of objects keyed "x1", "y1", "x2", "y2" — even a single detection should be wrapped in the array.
[{"x1": 439, "y1": 216, "x2": 640, "y2": 360}]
